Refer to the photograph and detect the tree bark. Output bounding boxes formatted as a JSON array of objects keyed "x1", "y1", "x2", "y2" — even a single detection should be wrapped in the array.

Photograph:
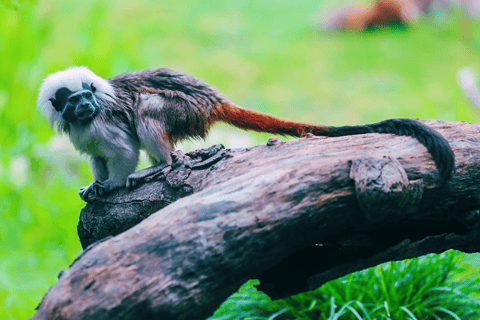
[{"x1": 33, "y1": 121, "x2": 480, "y2": 320}]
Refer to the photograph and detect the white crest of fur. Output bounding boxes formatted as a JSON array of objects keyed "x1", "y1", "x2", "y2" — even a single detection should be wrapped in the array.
[{"x1": 37, "y1": 66, "x2": 116, "y2": 126}]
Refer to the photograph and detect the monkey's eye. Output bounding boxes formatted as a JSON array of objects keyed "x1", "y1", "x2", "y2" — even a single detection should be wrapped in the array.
[
  {"x1": 49, "y1": 98, "x2": 62, "y2": 111},
  {"x1": 85, "y1": 91, "x2": 93, "y2": 99},
  {"x1": 90, "y1": 83, "x2": 96, "y2": 93}
]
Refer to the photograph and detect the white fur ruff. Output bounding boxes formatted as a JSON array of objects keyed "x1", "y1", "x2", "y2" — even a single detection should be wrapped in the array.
[{"x1": 37, "y1": 66, "x2": 116, "y2": 127}]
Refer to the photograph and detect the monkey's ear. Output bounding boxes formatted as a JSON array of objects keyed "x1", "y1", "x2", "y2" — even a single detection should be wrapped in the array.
[
  {"x1": 49, "y1": 98, "x2": 62, "y2": 112},
  {"x1": 90, "y1": 83, "x2": 97, "y2": 93}
]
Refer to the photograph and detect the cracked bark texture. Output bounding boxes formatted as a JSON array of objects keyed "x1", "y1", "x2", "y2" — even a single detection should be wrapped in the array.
[{"x1": 34, "y1": 121, "x2": 480, "y2": 320}]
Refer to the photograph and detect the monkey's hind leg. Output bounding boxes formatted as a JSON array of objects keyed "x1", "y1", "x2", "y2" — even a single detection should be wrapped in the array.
[{"x1": 127, "y1": 118, "x2": 173, "y2": 190}]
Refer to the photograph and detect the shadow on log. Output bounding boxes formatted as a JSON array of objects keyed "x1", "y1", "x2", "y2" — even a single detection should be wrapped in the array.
[{"x1": 34, "y1": 121, "x2": 480, "y2": 320}]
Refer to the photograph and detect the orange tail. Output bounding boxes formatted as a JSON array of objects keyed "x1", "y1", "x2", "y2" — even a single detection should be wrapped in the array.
[
  {"x1": 211, "y1": 101, "x2": 455, "y2": 183},
  {"x1": 212, "y1": 101, "x2": 330, "y2": 137}
]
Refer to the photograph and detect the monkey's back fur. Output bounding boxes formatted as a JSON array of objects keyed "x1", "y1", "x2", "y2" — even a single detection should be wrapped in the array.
[{"x1": 111, "y1": 69, "x2": 224, "y2": 143}]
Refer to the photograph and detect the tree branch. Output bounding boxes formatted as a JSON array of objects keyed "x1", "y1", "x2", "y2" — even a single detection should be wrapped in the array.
[{"x1": 34, "y1": 121, "x2": 480, "y2": 320}]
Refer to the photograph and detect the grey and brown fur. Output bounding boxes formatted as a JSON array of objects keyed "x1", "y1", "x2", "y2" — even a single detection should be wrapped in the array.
[{"x1": 38, "y1": 67, "x2": 455, "y2": 201}]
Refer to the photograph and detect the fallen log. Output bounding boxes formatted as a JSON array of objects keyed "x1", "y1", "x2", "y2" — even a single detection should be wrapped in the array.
[{"x1": 33, "y1": 120, "x2": 480, "y2": 320}]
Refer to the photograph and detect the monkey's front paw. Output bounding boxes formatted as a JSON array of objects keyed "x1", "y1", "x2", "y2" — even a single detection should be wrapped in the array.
[
  {"x1": 78, "y1": 181, "x2": 114, "y2": 201},
  {"x1": 79, "y1": 182, "x2": 97, "y2": 202}
]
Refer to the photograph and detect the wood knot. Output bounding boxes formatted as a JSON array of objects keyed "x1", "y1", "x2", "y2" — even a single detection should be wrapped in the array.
[{"x1": 349, "y1": 157, "x2": 423, "y2": 223}]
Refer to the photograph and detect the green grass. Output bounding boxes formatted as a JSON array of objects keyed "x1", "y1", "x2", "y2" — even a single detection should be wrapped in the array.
[
  {"x1": 1, "y1": 0, "x2": 480, "y2": 318},
  {"x1": 210, "y1": 252, "x2": 480, "y2": 320}
]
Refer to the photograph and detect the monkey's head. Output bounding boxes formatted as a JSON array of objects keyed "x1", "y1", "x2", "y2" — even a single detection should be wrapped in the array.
[
  {"x1": 38, "y1": 67, "x2": 116, "y2": 128},
  {"x1": 49, "y1": 83, "x2": 100, "y2": 123}
]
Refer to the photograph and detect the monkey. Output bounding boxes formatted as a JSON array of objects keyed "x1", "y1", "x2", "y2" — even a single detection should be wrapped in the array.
[
  {"x1": 324, "y1": 0, "x2": 450, "y2": 31},
  {"x1": 37, "y1": 66, "x2": 454, "y2": 201}
]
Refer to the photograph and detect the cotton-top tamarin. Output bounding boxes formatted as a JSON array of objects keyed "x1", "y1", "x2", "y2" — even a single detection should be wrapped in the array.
[{"x1": 38, "y1": 67, "x2": 455, "y2": 201}]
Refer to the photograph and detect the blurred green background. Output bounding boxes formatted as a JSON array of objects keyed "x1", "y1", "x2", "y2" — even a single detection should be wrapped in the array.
[{"x1": 1, "y1": 0, "x2": 480, "y2": 318}]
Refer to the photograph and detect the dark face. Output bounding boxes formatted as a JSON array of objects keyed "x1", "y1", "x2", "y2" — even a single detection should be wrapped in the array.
[{"x1": 49, "y1": 83, "x2": 99, "y2": 123}]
